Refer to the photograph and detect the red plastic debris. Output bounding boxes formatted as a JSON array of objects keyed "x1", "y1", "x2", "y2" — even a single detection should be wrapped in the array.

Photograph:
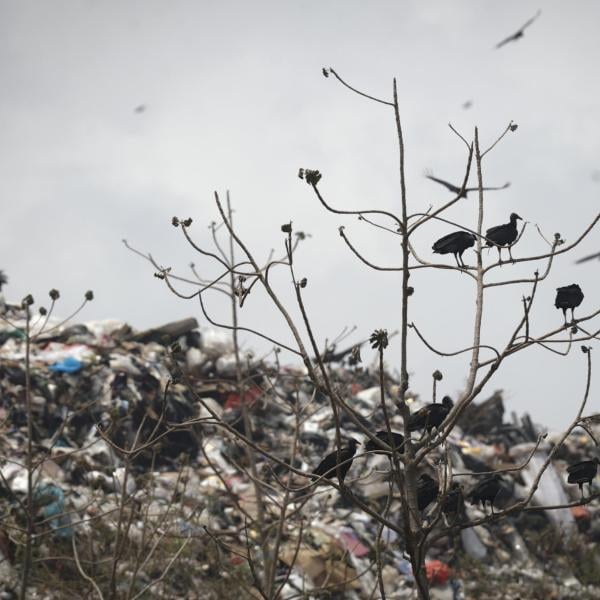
[
  {"x1": 571, "y1": 505, "x2": 591, "y2": 521},
  {"x1": 425, "y1": 559, "x2": 450, "y2": 586},
  {"x1": 337, "y1": 527, "x2": 369, "y2": 557},
  {"x1": 224, "y1": 384, "x2": 263, "y2": 410}
]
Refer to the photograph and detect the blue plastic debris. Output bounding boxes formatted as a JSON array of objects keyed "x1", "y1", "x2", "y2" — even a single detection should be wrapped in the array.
[
  {"x1": 34, "y1": 484, "x2": 73, "y2": 539},
  {"x1": 49, "y1": 356, "x2": 83, "y2": 374}
]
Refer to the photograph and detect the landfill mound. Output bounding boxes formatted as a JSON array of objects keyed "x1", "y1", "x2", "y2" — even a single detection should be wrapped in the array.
[{"x1": 0, "y1": 309, "x2": 599, "y2": 599}]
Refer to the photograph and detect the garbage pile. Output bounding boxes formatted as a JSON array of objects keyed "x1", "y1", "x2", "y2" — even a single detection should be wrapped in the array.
[{"x1": 0, "y1": 306, "x2": 599, "y2": 599}]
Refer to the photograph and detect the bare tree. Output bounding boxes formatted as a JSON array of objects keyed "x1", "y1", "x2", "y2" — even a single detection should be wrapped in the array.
[
  {"x1": 0, "y1": 289, "x2": 96, "y2": 598},
  {"x1": 134, "y1": 68, "x2": 600, "y2": 599}
]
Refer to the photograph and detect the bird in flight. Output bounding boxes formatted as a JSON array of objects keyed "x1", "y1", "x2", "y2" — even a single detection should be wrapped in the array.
[
  {"x1": 495, "y1": 10, "x2": 541, "y2": 49},
  {"x1": 425, "y1": 173, "x2": 510, "y2": 198},
  {"x1": 576, "y1": 252, "x2": 600, "y2": 264}
]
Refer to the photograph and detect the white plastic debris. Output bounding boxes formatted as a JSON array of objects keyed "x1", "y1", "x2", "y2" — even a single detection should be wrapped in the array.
[{"x1": 201, "y1": 328, "x2": 233, "y2": 358}]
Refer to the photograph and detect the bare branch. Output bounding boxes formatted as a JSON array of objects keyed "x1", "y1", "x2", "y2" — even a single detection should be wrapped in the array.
[
  {"x1": 327, "y1": 67, "x2": 394, "y2": 107},
  {"x1": 481, "y1": 120, "x2": 517, "y2": 158},
  {"x1": 410, "y1": 321, "x2": 501, "y2": 360},
  {"x1": 338, "y1": 226, "x2": 403, "y2": 271},
  {"x1": 309, "y1": 181, "x2": 403, "y2": 231}
]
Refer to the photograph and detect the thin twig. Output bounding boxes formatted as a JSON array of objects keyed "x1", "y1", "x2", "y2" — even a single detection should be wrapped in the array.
[{"x1": 328, "y1": 68, "x2": 394, "y2": 107}]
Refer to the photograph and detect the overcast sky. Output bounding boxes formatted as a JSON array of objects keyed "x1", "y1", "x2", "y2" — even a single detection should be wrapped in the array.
[{"x1": 1, "y1": 1, "x2": 599, "y2": 428}]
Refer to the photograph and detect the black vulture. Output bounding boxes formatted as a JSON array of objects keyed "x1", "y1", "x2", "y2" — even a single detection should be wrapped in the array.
[
  {"x1": 0, "y1": 270, "x2": 7, "y2": 292},
  {"x1": 441, "y1": 482, "x2": 464, "y2": 515},
  {"x1": 485, "y1": 213, "x2": 523, "y2": 262},
  {"x1": 555, "y1": 284, "x2": 584, "y2": 324},
  {"x1": 417, "y1": 474, "x2": 439, "y2": 511},
  {"x1": 432, "y1": 231, "x2": 476, "y2": 268},
  {"x1": 567, "y1": 458, "x2": 599, "y2": 498},
  {"x1": 425, "y1": 174, "x2": 510, "y2": 198},
  {"x1": 365, "y1": 431, "x2": 404, "y2": 455},
  {"x1": 495, "y1": 10, "x2": 541, "y2": 49},
  {"x1": 312, "y1": 438, "x2": 360, "y2": 483},
  {"x1": 408, "y1": 396, "x2": 454, "y2": 434},
  {"x1": 467, "y1": 474, "x2": 504, "y2": 513}
]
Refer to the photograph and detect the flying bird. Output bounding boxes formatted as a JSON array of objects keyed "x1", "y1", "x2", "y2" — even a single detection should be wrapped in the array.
[
  {"x1": 467, "y1": 474, "x2": 504, "y2": 513},
  {"x1": 567, "y1": 458, "x2": 599, "y2": 498},
  {"x1": 485, "y1": 213, "x2": 523, "y2": 262},
  {"x1": 417, "y1": 474, "x2": 439, "y2": 511},
  {"x1": 365, "y1": 431, "x2": 404, "y2": 455},
  {"x1": 408, "y1": 396, "x2": 454, "y2": 435},
  {"x1": 576, "y1": 252, "x2": 600, "y2": 265},
  {"x1": 425, "y1": 173, "x2": 510, "y2": 198},
  {"x1": 555, "y1": 284, "x2": 584, "y2": 324},
  {"x1": 312, "y1": 438, "x2": 360, "y2": 483},
  {"x1": 432, "y1": 231, "x2": 476, "y2": 268},
  {"x1": 495, "y1": 10, "x2": 541, "y2": 49}
]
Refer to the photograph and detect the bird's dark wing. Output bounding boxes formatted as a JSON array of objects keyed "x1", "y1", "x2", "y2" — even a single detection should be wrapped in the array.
[
  {"x1": 366, "y1": 435, "x2": 404, "y2": 454},
  {"x1": 495, "y1": 10, "x2": 541, "y2": 48},
  {"x1": 520, "y1": 9, "x2": 542, "y2": 32},
  {"x1": 495, "y1": 32, "x2": 520, "y2": 49},
  {"x1": 313, "y1": 446, "x2": 356, "y2": 480},
  {"x1": 313, "y1": 452, "x2": 337, "y2": 476},
  {"x1": 425, "y1": 174, "x2": 460, "y2": 194},
  {"x1": 408, "y1": 406, "x2": 428, "y2": 430},
  {"x1": 465, "y1": 182, "x2": 510, "y2": 192},
  {"x1": 556, "y1": 285, "x2": 584, "y2": 309},
  {"x1": 432, "y1": 232, "x2": 461, "y2": 253},
  {"x1": 485, "y1": 223, "x2": 507, "y2": 238},
  {"x1": 576, "y1": 252, "x2": 600, "y2": 264},
  {"x1": 567, "y1": 461, "x2": 592, "y2": 474}
]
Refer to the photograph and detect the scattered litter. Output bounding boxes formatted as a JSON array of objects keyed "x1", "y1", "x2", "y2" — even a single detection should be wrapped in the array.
[{"x1": 0, "y1": 303, "x2": 598, "y2": 598}]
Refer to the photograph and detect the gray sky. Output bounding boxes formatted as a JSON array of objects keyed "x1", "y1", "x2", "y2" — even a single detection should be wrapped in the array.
[{"x1": 1, "y1": 1, "x2": 599, "y2": 428}]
